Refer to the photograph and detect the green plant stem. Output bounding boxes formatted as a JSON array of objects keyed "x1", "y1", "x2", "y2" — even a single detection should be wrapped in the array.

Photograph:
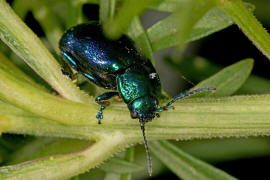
[
  {"x1": 0, "y1": 65, "x2": 97, "y2": 126},
  {"x1": 150, "y1": 141, "x2": 236, "y2": 180},
  {"x1": 0, "y1": 0, "x2": 90, "y2": 103},
  {"x1": 0, "y1": 135, "x2": 128, "y2": 180},
  {"x1": 2, "y1": 62, "x2": 270, "y2": 140},
  {"x1": 216, "y1": 0, "x2": 270, "y2": 60},
  {"x1": 2, "y1": 90, "x2": 270, "y2": 142}
]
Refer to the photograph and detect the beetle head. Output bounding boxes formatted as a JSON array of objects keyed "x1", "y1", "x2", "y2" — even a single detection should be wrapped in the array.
[{"x1": 128, "y1": 96, "x2": 158, "y2": 122}]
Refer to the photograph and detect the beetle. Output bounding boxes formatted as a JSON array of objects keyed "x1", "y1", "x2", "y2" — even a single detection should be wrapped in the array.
[{"x1": 59, "y1": 22, "x2": 215, "y2": 175}]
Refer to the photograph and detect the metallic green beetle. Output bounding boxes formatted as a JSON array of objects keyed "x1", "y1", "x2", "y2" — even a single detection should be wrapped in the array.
[{"x1": 59, "y1": 22, "x2": 215, "y2": 175}]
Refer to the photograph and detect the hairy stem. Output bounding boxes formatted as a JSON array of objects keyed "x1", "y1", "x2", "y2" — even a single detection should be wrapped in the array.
[
  {"x1": 0, "y1": 0, "x2": 90, "y2": 102},
  {"x1": 0, "y1": 135, "x2": 128, "y2": 180}
]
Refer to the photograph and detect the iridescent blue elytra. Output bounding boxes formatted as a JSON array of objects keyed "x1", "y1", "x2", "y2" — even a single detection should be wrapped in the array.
[{"x1": 59, "y1": 22, "x2": 215, "y2": 176}]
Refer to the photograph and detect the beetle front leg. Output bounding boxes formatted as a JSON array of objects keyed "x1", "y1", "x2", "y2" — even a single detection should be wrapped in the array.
[{"x1": 95, "y1": 92, "x2": 119, "y2": 124}]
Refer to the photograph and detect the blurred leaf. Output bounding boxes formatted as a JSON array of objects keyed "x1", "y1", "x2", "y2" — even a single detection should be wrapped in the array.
[
  {"x1": 150, "y1": 141, "x2": 237, "y2": 180},
  {"x1": 0, "y1": 137, "x2": 127, "y2": 180},
  {"x1": 0, "y1": 138, "x2": 14, "y2": 152},
  {"x1": 8, "y1": 137, "x2": 92, "y2": 164},
  {"x1": 120, "y1": 147, "x2": 135, "y2": 180},
  {"x1": 165, "y1": 56, "x2": 270, "y2": 94},
  {"x1": 67, "y1": 0, "x2": 84, "y2": 28},
  {"x1": 0, "y1": 52, "x2": 38, "y2": 87},
  {"x1": 165, "y1": 56, "x2": 220, "y2": 82},
  {"x1": 193, "y1": 59, "x2": 253, "y2": 97},
  {"x1": 237, "y1": 75, "x2": 270, "y2": 94},
  {"x1": 188, "y1": 3, "x2": 255, "y2": 43},
  {"x1": 14, "y1": 0, "x2": 64, "y2": 52},
  {"x1": 127, "y1": 17, "x2": 154, "y2": 62},
  {"x1": 101, "y1": 158, "x2": 143, "y2": 174},
  {"x1": 148, "y1": 3, "x2": 255, "y2": 51},
  {"x1": 70, "y1": 175, "x2": 80, "y2": 180},
  {"x1": 104, "y1": 173, "x2": 120, "y2": 180},
  {"x1": 99, "y1": 0, "x2": 116, "y2": 23},
  {"x1": 179, "y1": 137, "x2": 270, "y2": 164},
  {"x1": 147, "y1": 0, "x2": 215, "y2": 51},
  {"x1": 149, "y1": 0, "x2": 188, "y2": 12},
  {"x1": 103, "y1": 0, "x2": 161, "y2": 39},
  {"x1": 85, "y1": 0, "x2": 100, "y2": 4},
  {"x1": 247, "y1": 0, "x2": 270, "y2": 24},
  {"x1": 12, "y1": 0, "x2": 31, "y2": 19}
]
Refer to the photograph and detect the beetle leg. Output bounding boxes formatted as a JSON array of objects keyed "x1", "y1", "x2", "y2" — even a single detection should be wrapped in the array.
[
  {"x1": 61, "y1": 59, "x2": 79, "y2": 82},
  {"x1": 95, "y1": 92, "x2": 119, "y2": 124},
  {"x1": 83, "y1": 73, "x2": 105, "y2": 87}
]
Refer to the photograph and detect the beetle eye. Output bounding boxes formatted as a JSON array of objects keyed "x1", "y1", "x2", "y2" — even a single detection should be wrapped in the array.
[{"x1": 131, "y1": 112, "x2": 138, "y2": 119}]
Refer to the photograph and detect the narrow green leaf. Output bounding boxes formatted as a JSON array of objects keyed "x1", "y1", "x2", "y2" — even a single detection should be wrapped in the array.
[
  {"x1": 71, "y1": 175, "x2": 81, "y2": 180},
  {"x1": 149, "y1": 0, "x2": 188, "y2": 12},
  {"x1": 147, "y1": 0, "x2": 215, "y2": 51},
  {"x1": 188, "y1": 3, "x2": 255, "y2": 43},
  {"x1": 237, "y1": 75, "x2": 270, "y2": 94},
  {"x1": 120, "y1": 147, "x2": 135, "y2": 180},
  {"x1": 147, "y1": 3, "x2": 254, "y2": 51},
  {"x1": 12, "y1": 0, "x2": 31, "y2": 19},
  {"x1": 83, "y1": 0, "x2": 99, "y2": 4},
  {"x1": 0, "y1": 137, "x2": 128, "y2": 180},
  {"x1": 99, "y1": 0, "x2": 116, "y2": 23},
  {"x1": 0, "y1": 52, "x2": 37, "y2": 86},
  {"x1": 179, "y1": 137, "x2": 270, "y2": 164},
  {"x1": 0, "y1": 0, "x2": 91, "y2": 103},
  {"x1": 165, "y1": 56, "x2": 270, "y2": 94},
  {"x1": 103, "y1": 0, "x2": 161, "y2": 39},
  {"x1": 104, "y1": 173, "x2": 120, "y2": 180},
  {"x1": 193, "y1": 59, "x2": 253, "y2": 96},
  {"x1": 150, "y1": 141, "x2": 237, "y2": 180},
  {"x1": 8, "y1": 138, "x2": 92, "y2": 164},
  {"x1": 217, "y1": 0, "x2": 270, "y2": 60},
  {"x1": 127, "y1": 17, "x2": 154, "y2": 62},
  {"x1": 67, "y1": 0, "x2": 84, "y2": 28},
  {"x1": 101, "y1": 158, "x2": 142, "y2": 174}
]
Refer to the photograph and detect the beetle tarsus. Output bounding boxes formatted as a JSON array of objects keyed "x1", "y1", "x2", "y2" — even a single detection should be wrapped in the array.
[
  {"x1": 96, "y1": 105, "x2": 105, "y2": 124},
  {"x1": 95, "y1": 92, "x2": 118, "y2": 124}
]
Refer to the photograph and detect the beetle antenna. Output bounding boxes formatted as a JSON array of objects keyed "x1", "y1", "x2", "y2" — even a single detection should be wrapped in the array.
[
  {"x1": 140, "y1": 119, "x2": 152, "y2": 176},
  {"x1": 160, "y1": 87, "x2": 216, "y2": 110}
]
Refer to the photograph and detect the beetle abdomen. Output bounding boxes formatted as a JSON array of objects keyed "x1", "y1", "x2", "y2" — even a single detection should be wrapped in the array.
[{"x1": 59, "y1": 22, "x2": 138, "y2": 75}]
